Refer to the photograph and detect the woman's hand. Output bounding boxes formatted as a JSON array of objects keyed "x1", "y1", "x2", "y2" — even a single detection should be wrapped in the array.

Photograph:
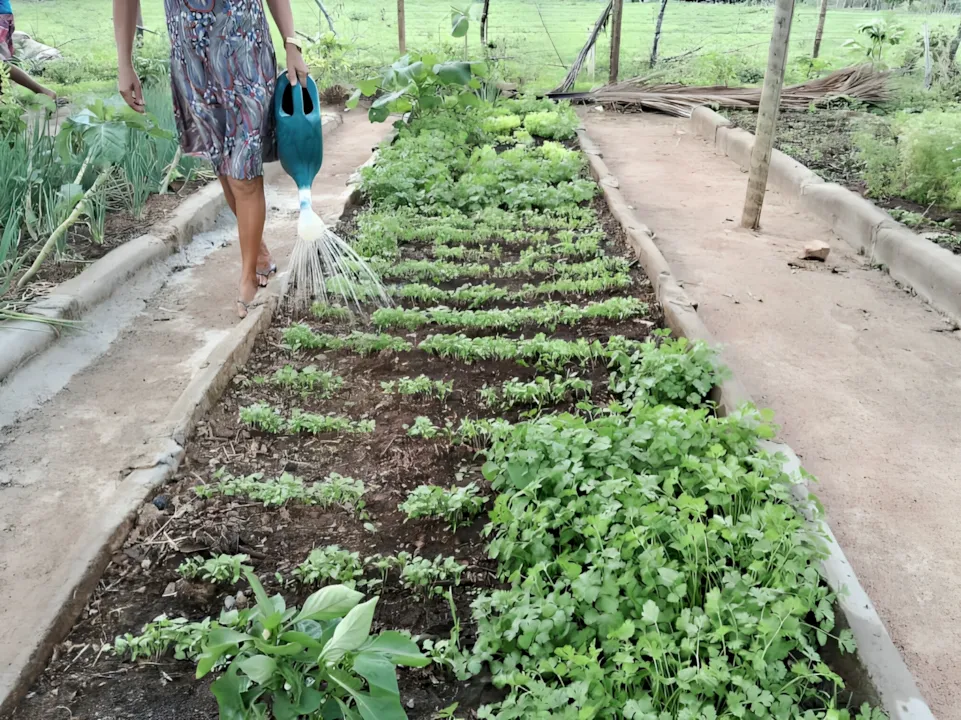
[
  {"x1": 118, "y1": 62, "x2": 145, "y2": 113},
  {"x1": 286, "y1": 45, "x2": 309, "y2": 87}
]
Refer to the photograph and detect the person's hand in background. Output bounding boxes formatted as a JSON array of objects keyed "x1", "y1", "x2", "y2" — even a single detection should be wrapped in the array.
[{"x1": 118, "y1": 62, "x2": 144, "y2": 113}]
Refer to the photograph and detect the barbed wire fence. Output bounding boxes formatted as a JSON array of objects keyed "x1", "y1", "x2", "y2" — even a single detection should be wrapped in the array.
[{"x1": 301, "y1": 0, "x2": 961, "y2": 89}]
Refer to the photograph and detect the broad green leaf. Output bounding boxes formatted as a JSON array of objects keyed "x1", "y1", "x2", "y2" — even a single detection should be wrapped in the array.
[
  {"x1": 433, "y1": 61, "x2": 473, "y2": 86},
  {"x1": 372, "y1": 85, "x2": 412, "y2": 110},
  {"x1": 57, "y1": 183, "x2": 84, "y2": 211},
  {"x1": 83, "y1": 121, "x2": 128, "y2": 167},
  {"x1": 328, "y1": 672, "x2": 406, "y2": 720},
  {"x1": 323, "y1": 598, "x2": 378, "y2": 663},
  {"x1": 369, "y1": 105, "x2": 390, "y2": 124},
  {"x1": 239, "y1": 654, "x2": 277, "y2": 685},
  {"x1": 451, "y1": 12, "x2": 469, "y2": 38},
  {"x1": 346, "y1": 88, "x2": 362, "y2": 110},
  {"x1": 358, "y1": 78, "x2": 380, "y2": 96},
  {"x1": 362, "y1": 631, "x2": 429, "y2": 667},
  {"x1": 295, "y1": 585, "x2": 364, "y2": 623},
  {"x1": 353, "y1": 651, "x2": 400, "y2": 695},
  {"x1": 279, "y1": 630, "x2": 325, "y2": 650},
  {"x1": 209, "y1": 666, "x2": 249, "y2": 720},
  {"x1": 253, "y1": 639, "x2": 303, "y2": 656},
  {"x1": 196, "y1": 628, "x2": 253, "y2": 678}
]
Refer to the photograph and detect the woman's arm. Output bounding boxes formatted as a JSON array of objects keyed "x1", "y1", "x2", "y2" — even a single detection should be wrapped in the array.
[
  {"x1": 264, "y1": 0, "x2": 309, "y2": 86},
  {"x1": 113, "y1": 0, "x2": 144, "y2": 111}
]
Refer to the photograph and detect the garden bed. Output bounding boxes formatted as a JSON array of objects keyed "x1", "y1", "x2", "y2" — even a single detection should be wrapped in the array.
[
  {"x1": 726, "y1": 108, "x2": 961, "y2": 255},
  {"x1": 12, "y1": 101, "x2": 879, "y2": 720}
]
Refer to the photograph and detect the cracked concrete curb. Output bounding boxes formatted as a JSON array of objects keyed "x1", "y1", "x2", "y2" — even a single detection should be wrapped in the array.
[
  {"x1": 0, "y1": 117, "x2": 363, "y2": 720},
  {"x1": 691, "y1": 106, "x2": 961, "y2": 327},
  {"x1": 0, "y1": 112, "x2": 345, "y2": 385},
  {"x1": 579, "y1": 124, "x2": 935, "y2": 720}
]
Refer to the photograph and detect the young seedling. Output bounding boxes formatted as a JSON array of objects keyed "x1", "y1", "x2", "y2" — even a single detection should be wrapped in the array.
[
  {"x1": 177, "y1": 554, "x2": 252, "y2": 585},
  {"x1": 399, "y1": 482, "x2": 486, "y2": 531}
]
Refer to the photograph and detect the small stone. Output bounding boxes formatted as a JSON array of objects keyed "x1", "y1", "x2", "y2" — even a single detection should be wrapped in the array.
[
  {"x1": 141, "y1": 557, "x2": 152, "y2": 571},
  {"x1": 800, "y1": 240, "x2": 831, "y2": 261},
  {"x1": 162, "y1": 582, "x2": 177, "y2": 598},
  {"x1": 152, "y1": 495, "x2": 170, "y2": 511},
  {"x1": 235, "y1": 591, "x2": 248, "y2": 609},
  {"x1": 134, "y1": 586, "x2": 147, "y2": 594},
  {"x1": 224, "y1": 595, "x2": 236, "y2": 610}
]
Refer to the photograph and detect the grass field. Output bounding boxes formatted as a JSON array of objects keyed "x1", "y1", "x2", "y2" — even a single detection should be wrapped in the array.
[{"x1": 9, "y1": 0, "x2": 959, "y2": 96}]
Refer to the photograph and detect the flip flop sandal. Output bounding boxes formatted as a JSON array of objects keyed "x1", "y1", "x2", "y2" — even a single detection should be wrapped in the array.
[
  {"x1": 256, "y1": 262, "x2": 277, "y2": 286},
  {"x1": 236, "y1": 297, "x2": 262, "y2": 319}
]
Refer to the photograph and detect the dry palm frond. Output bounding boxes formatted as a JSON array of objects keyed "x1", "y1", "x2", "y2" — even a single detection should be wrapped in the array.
[
  {"x1": 551, "y1": 0, "x2": 613, "y2": 94},
  {"x1": 550, "y1": 64, "x2": 891, "y2": 117}
]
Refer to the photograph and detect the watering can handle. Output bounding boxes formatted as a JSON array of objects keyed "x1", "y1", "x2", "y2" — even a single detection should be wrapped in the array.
[{"x1": 274, "y1": 73, "x2": 320, "y2": 118}]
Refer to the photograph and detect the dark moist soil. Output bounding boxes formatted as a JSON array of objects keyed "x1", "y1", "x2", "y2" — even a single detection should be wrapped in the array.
[
  {"x1": 2, "y1": 179, "x2": 208, "y2": 306},
  {"x1": 726, "y1": 108, "x2": 961, "y2": 255},
  {"x1": 12, "y1": 197, "x2": 662, "y2": 720}
]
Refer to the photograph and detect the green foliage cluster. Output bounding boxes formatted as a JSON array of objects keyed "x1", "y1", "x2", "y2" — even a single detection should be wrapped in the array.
[
  {"x1": 856, "y1": 109, "x2": 961, "y2": 209},
  {"x1": 381, "y1": 375, "x2": 454, "y2": 402},
  {"x1": 282, "y1": 325, "x2": 412, "y2": 355},
  {"x1": 178, "y1": 554, "x2": 252, "y2": 585},
  {"x1": 418, "y1": 333, "x2": 643, "y2": 370},
  {"x1": 256, "y1": 364, "x2": 344, "y2": 399},
  {"x1": 372, "y1": 297, "x2": 645, "y2": 332},
  {"x1": 194, "y1": 470, "x2": 366, "y2": 512},
  {"x1": 468, "y1": 407, "x2": 858, "y2": 717},
  {"x1": 398, "y1": 482, "x2": 487, "y2": 531},
  {"x1": 479, "y1": 374, "x2": 593, "y2": 410},
  {"x1": 238, "y1": 403, "x2": 375, "y2": 435}
]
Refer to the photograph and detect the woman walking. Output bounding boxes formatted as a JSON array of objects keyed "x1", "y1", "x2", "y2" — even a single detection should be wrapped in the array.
[{"x1": 113, "y1": 0, "x2": 309, "y2": 318}]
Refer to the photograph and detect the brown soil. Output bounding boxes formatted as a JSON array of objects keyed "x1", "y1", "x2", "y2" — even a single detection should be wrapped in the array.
[
  {"x1": 2, "y1": 179, "x2": 207, "y2": 306},
  {"x1": 11, "y1": 198, "x2": 660, "y2": 719},
  {"x1": 726, "y1": 108, "x2": 961, "y2": 255}
]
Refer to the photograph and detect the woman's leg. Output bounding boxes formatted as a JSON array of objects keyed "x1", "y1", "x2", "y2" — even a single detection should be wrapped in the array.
[
  {"x1": 219, "y1": 175, "x2": 274, "y2": 287},
  {"x1": 224, "y1": 176, "x2": 266, "y2": 317}
]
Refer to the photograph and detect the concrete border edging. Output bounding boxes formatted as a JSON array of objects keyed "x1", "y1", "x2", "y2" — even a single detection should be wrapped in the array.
[
  {"x1": 691, "y1": 106, "x2": 961, "y2": 326},
  {"x1": 0, "y1": 121, "x2": 363, "y2": 720},
  {"x1": 0, "y1": 113, "x2": 346, "y2": 385},
  {"x1": 578, "y1": 125, "x2": 935, "y2": 720}
]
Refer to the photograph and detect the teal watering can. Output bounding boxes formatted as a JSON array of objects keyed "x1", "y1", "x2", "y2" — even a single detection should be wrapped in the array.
[{"x1": 274, "y1": 74, "x2": 323, "y2": 207}]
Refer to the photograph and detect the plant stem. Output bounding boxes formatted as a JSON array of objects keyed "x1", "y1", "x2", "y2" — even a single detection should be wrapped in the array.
[
  {"x1": 17, "y1": 168, "x2": 111, "y2": 289},
  {"x1": 159, "y1": 146, "x2": 182, "y2": 195}
]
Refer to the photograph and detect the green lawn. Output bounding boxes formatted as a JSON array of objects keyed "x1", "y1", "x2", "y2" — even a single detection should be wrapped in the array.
[{"x1": 9, "y1": 0, "x2": 957, "y2": 97}]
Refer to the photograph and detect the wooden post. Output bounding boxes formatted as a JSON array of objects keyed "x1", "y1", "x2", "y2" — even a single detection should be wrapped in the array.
[
  {"x1": 812, "y1": 0, "x2": 828, "y2": 58},
  {"x1": 923, "y1": 23, "x2": 933, "y2": 89},
  {"x1": 741, "y1": 0, "x2": 795, "y2": 230},
  {"x1": 397, "y1": 0, "x2": 406, "y2": 54},
  {"x1": 609, "y1": 0, "x2": 624, "y2": 84},
  {"x1": 480, "y1": 0, "x2": 490, "y2": 46},
  {"x1": 649, "y1": 0, "x2": 669, "y2": 68}
]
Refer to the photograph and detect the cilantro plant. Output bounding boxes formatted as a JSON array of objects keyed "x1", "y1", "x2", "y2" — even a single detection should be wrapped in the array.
[
  {"x1": 282, "y1": 325, "x2": 413, "y2": 355},
  {"x1": 381, "y1": 375, "x2": 454, "y2": 402},
  {"x1": 195, "y1": 470, "x2": 365, "y2": 512},
  {"x1": 399, "y1": 555, "x2": 465, "y2": 596},
  {"x1": 239, "y1": 402, "x2": 284, "y2": 433},
  {"x1": 262, "y1": 364, "x2": 344, "y2": 399}
]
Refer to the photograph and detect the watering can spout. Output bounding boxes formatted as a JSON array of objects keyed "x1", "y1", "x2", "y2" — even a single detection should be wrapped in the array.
[{"x1": 274, "y1": 74, "x2": 324, "y2": 190}]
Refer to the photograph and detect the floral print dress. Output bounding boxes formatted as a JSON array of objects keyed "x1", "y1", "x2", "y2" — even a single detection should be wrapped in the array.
[{"x1": 164, "y1": 0, "x2": 278, "y2": 180}]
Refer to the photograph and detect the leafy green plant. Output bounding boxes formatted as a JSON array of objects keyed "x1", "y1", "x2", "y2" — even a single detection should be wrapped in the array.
[
  {"x1": 282, "y1": 325, "x2": 413, "y2": 355},
  {"x1": 195, "y1": 470, "x2": 365, "y2": 511},
  {"x1": 196, "y1": 572, "x2": 429, "y2": 719},
  {"x1": 240, "y1": 402, "x2": 285, "y2": 433},
  {"x1": 381, "y1": 375, "x2": 454, "y2": 401},
  {"x1": 399, "y1": 482, "x2": 486, "y2": 530},
  {"x1": 348, "y1": 53, "x2": 489, "y2": 123},
  {"x1": 288, "y1": 410, "x2": 375, "y2": 435},
  {"x1": 18, "y1": 101, "x2": 173, "y2": 288},
  {"x1": 608, "y1": 329, "x2": 724, "y2": 408},
  {"x1": 399, "y1": 555, "x2": 465, "y2": 596},
  {"x1": 404, "y1": 416, "x2": 441, "y2": 439},
  {"x1": 521, "y1": 108, "x2": 578, "y2": 140},
  {"x1": 470, "y1": 406, "x2": 856, "y2": 716},
  {"x1": 113, "y1": 615, "x2": 219, "y2": 661},
  {"x1": 479, "y1": 374, "x2": 592, "y2": 410},
  {"x1": 178, "y1": 554, "x2": 252, "y2": 585},
  {"x1": 310, "y1": 303, "x2": 352, "y2": 322},
  {"x1": 260, "y1": 364, "x2": 344, "y2": 398},
  {"x1": 843, "y1": 19, "x2": 904, "y2": 66},
  {"x1": 293, "y1": 546, "x2": 365, "y2": 587},
  {"x1": 418, "y1": 332, "x2": 636, "y2": 370}
]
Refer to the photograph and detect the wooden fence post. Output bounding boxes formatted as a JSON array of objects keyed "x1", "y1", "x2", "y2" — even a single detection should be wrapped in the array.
[
  {"x1": 649, "y1": 0, "x2": 669, "y2": 67},
  {"x1": 741, "y1": 0, "x2": 795, "y2": 230},
  {"x1": 812, "y1": 0, "x2": 828, "y2": 58},
  {"x1": 609, "y1": 0, "x2": 624, "y2": 84},
  {"x1": 398, "y1": 0, "x2": 406, "y2": 54}
]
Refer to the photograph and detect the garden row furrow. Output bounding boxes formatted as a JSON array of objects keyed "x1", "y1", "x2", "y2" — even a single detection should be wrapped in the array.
[{"x1": 14, "y1": 99, "x2": 881, "y2": 720}]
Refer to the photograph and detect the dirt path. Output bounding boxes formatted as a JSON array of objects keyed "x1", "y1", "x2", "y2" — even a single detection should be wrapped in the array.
[
  {"x1": 0, "y1": 112, "x2": 391, "y2": 704},
  {"x1": 582, "y1": 111, "x2": 961, "y2": 717}
]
